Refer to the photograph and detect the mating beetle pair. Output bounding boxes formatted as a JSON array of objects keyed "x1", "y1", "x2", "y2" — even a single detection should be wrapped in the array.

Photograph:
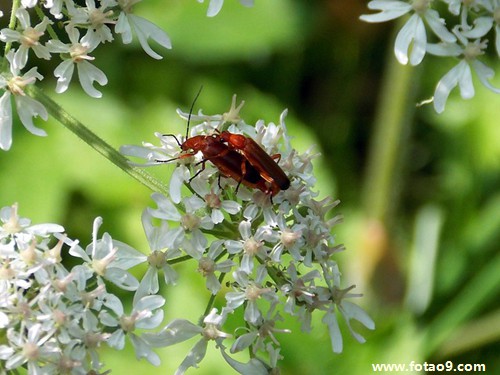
[{"x1": 163, "y1": 102, "x2": 290, "y2": 200}]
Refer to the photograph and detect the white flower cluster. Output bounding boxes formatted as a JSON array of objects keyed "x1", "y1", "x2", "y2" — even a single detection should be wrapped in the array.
[
  {"x1": 0, "y1": 0, "x2": 250, "y2": 151},
  {"x1": 360, "y1": 0, "x2": 500, "y2": 113},
  {"x1": 0, "y1": 96, "x2": 374, "y2": 373},
  {"x1": 121, "y1": 97, "x2": 375, "y2": 373},
  {"x1": 0, "y1": 203, "x2": 165, "y2": 374}
]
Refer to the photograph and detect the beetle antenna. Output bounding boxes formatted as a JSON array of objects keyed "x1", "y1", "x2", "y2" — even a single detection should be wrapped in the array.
[
  {"x1": 186, "y1": 85, "x2": 204, "y2": 139},
  {"x1": 162, "y1": 133, "x2": 182, "y2": 148}
]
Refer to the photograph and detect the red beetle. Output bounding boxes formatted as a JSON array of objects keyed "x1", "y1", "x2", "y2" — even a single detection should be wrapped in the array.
[
  {"x1": 217, "y1": 130, "x2": 290, "y2": 196},
  {"x1": 161, "y1": 89, "x2": 287, "y2": 198},
  {"x1": 164, "y1": 133, "x2": 273, "y2": 195}
]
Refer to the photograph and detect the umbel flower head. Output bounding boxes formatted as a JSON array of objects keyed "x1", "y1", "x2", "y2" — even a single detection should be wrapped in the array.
[
  {"x1": 0, "y1": 203, "x2": 163, "y2": 374},
  {"x1": 121, "y1": 95, "x2": 375, "y2": 372},
  {"x1": 0, "y1": 0, "x2": 255, "y2": 151},
  {"x1": 360, "y1": 0, "x2": 500, "y2": 112}
]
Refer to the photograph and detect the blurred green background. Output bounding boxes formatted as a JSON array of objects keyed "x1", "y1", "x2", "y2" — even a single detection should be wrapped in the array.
[{"x1": 1, "y1": 0, "x2": 499, "y2": 373}]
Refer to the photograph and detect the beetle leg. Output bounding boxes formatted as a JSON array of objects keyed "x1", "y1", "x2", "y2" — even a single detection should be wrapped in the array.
[
  {"x1": 234, "y1": 158, "x2": 248, "y2": 193},
  {"x1": 188, "y1": 160, "x2": 207, "y2": 183},
  {"x1": 217, "y1": 173, "x2": 224, "y2": 190},
  {"x1": 155, "y1": 151, "x2": 195, "y2": 164},
  {"x1": 271, "y1": 153, "x2": 282, "y2": 163}
]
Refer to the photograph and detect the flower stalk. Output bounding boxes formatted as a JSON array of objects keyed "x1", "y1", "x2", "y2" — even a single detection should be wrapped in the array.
[{"x1": 26, "y1": 85, "x2": 169, "y2": 196}]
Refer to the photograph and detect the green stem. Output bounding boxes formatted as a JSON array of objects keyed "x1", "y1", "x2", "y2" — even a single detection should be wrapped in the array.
[
  {"x1": 202, "y1": 270, "x2": 229, "y2": 320},
  {"x1": 361, "y1": 32, "x2": 416, "y2": 222},
  {"x1": 26, "y1": 85, "x2": 169, "y2": 196},
  {"x1": 34, "y1": 5, "x2": 58, "y2": 41},
  {"x1": 2, "y1": 0, "x2": 21, "y2": 63}
]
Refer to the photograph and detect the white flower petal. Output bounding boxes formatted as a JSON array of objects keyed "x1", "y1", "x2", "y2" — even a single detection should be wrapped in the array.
[
  {"x1": 135, "y1": 294, "x2": 165, "y2": 312},
  {"x1": 221, "y1": 200, "x2": 241, "y2": 214},
  {"x1": 107, "y1": 329, "x2": 125, "y2": 349},
  {"x1": 359, "y1": 1, "x2": 411, "y2": 23},
  {"x1": 211, "y1": 209, "x2": 224, "y2": 224},
  {"x1": 77, "y1": 60, "x2": 108, "y2": 98},
  {"x1": 129, "y1": 334, "x2": 161, "y2": 366},
  {"x1": 105, "y1": 268, "x2": 139, "y2": 290},
  {"x1": 206, "y1": 0, "x2": 224, "y2": 17},
  {"x1": 341, "y1": 301, "x2": 375, "y2": 330},
  {"x1": 244, "y1": 301, "x2": 261, "y2": 324},
  {"x1": 32, "y1": 45, "x2": 51, "y2": 60},
  {"x1": 116, "y1": 12, "x2": 133, "y2": 44},
  {"x1": 461, "y1": 17, "x2": 493, "y2": 39},
  {"x1": 46, "y1": 39, "x2": 70, "y2": 54},
  {"x1": 433, "y1": 61, "x2": 464, "y2": 113},
  {"x1": 394, "y1": 14, "x2": 426, "y2": 65},
  {"x1": 134, "y1": 266, "x2": 159, "y2": 304},
  {"x1": 230, "y1": 331, "x2": 257, "y2": 353},
  {"x1": 424, "y1": 9, "x2": 456, "y2": 43},
  {"x1": 238, "y1": 220, "x2": 252, "y2": 239},
  {"x1": 322, "y1": 311, "x2": 343, "y2": 353},
  {"x1": 13, "y1": 47, "x2": 29, "y2": 70},
  {"x1": 0, "y1": 91, "x2": 13, "y2": 150},
  {"x1": 457, "y1": 62, "x2": 474, "y2": 99},
  {"x1": 170, "y1": 166, "x2": 190, "y2": 204},
  {"x1": 120, "y1": 144, "x2": 167, "y2": 166},
  {"x1": 110, "y1": 240, "x2": 147, "y2": 269},
  {"x1": 15, "y1": 95, "x2": 48, "y2": 136},
  {"x1": 444, "y1": 0, "x2": 461, "y2": 15},
  {"x1": 0, "y1": 345, "x2": 14, "y2": 359},
  {"x1": 21, "y1": 0, "x2": 37, "y2": 8},
  {"x1": 163, "y1": 319, "x2": 203, "y2": 344},
  {"x1": 26, "y1": 223, "x2": 64, "y2": 235},
  {"x1": 53, "y1": 59, "x2": 74, "y2": 93},
  {"x1": 16, "y1": 7, "x2": 31, "y2": 29},
  {"x1": 472, "y1": 60, "x2": 500, "y2": 94},
  {"x1": 128, "y1": 14, "x2": 171, "y2": 60},
  {"x1": 220, "y1": 347, "x2": 268, "y2": 375},
  {"x1": 495, "y1": 25, "x2": 500, "y2": 57},
  {"x1": 426, "y1": 41, "x2": 462, "y2": 57},
  {"x1": 175, "y1": 338, "x2": 208, "y2": 374}
]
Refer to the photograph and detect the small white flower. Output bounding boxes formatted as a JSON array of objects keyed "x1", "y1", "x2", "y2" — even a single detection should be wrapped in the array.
[
  {"x1": 68, "y1": 0, "x2": 117, "y2": 43},
  {"x1": 428, "y1": 27, "x2": 500, "y2": 113},
  {"x1": 21, "y1": 0, "x2": 37, "y2": 8},
  {"x1": 190, "y1": 178, "x2": 241, "y2": 224},
  {"x1": 148, "y1": 192, "x2": 213, "y2": 255},
  {"x1": 101, "y1": 295, "x2": 165, "y2": 365},
  {"x1": 197, "y1": 240, "x2": 235, "y2": 294},
  {"x1": 155, "y1": 308, "x2": 231, "y2": 374},
  {"x1": 0, "y1": 54, "x2": 48, "y2": 150},
  {"x1": 5, "y1": 323, "x2": 60, "y2": 372},
  {"x1": 225, "y1": 267, "x2": 276, "y2": 324},
  {"x1": 224, "y1": 221, "x2": 270, "y2": 274},
  {"x1": 268, "y1": 213, "x2": 305, "y2": 262},
  {"x1": 0, "y1": 203, "x2": 64, "y2": 241},
  {"x1": 116, "y1": 0, "x2": 171, "y2": 60},
  {"x1": 360, "y1": 0, "x2": 456, "y2": 65},
  {"x1": 43, "y1": 0, "x2": 65, "y2": 19},
  {"x1": 46, "y1": 25, "x2": 107, "y2": 98},
  {"x1": 470, "y1": 0, "x2": 500, "y2": 57},
  {"x1": 68, "y1": 217, "x2": 145, "y2": 290},
  {"x1": 134, "y1": 209, "x2": 180, "y2": 303},
  {"x1": 281, "y1": 265, "x2": 319, "y2": 314},
  {"x1": 0, "y1": 8, "x2": 52, "y2": 70}
]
